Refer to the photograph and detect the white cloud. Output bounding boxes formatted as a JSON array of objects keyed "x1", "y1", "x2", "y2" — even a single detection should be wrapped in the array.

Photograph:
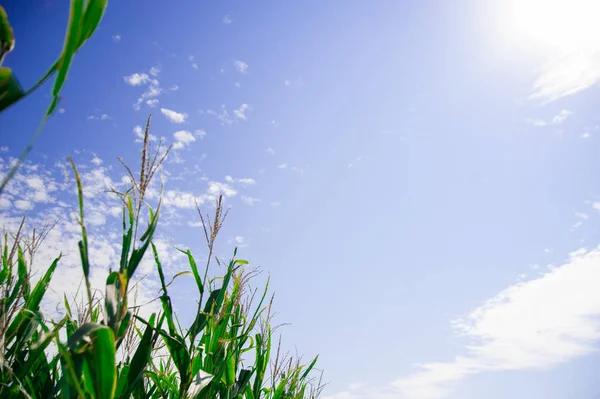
[
  {"x1": 205, "y1": 104, "x2": 249, "y2": 125},
  {"x1": 234, "y1": 60, "x2": 248, "y2": 74},
  {"x1": 237, "y1": 178, "x2": 255, "y2": 186},
  {"x1": 0, "y1": 197, "x2": 10, "y2": 209},
  {"x1": 266, "y1": 147, "x2": 275, "y2": 155},
  {"x1": 125, "y1": 69, "x2": 164, "y2": 110},
  {"x1": 149, "y1": 66, "x2": 160, "y2": 77},
  {"x1": 133, "y1": 125, "x2": 157, "y2": 143},
  {"x1": 552, "y1": 109, "x2": 573, "y2": 124},
  {"x1": 576, "y1": 212, "x2": 589, "y2": 220},
  {"x1": 531, "y1": 51, "x2": 600, "y2": 103},
  {"x1": 87, "y1": 113, "x2": 111, "y2": 121},
  {"x1": 277, "y1": 163, "x2": 287, "y2": 169},
  {"x1": 207, "y1": 181, "x2": 237, "y2": 198},
  {"x1": 223, "y1": 15, "x2": 233, "y2": 24},
  {"x1": 284, "y1": 80, "x2": 291, "y2": 86},
  {"x1": 233, "y1": 104, "x2": 249, "y2": 120},
  {"x1": 112, "y1": 34, "x2": 121, "y2": 43},
  {"x1": 526, "y1": 110, "x2": 573, "y2": 128},
  {"x1": 388, "y1": 247, "x2": 600, "y2": 399},
  {"x1": 234, "y1": 236, "x2": 244, "y2": 244},
  {"x1": 526, "y1": 118, "x2": 547, "y2": 127},
  {"x1": 169, "y1": 84, "x2": 179, "y2": 91},
  {"x1": 27, "y1": 176, "x2": 44, "y2": 191},
  {"x1": 191, "y1": 63, "x2": 199, "y2": 70},
  {"x1": 91, "y1": 156, "x2": 103, "y2": 166},
  {"x1": 241, "y1": 196, "x2": 261, "y2": 206},
  {"x1": 161, "y1": 108, "x2": 188, "y2": 124},
  {"x1": 124, "y1": 73, "x2": 150, "y2": 86},
  {"x1": 195, "y1": 129, "x2": 206, "y2": 139},
  {"x1": 59, "y1": 108, "x2": 66, "y2": 114},
  {"x1": 14, "y1": 199, "x2": 34, "y2": 211},
  {"x1": 224, "y1": 176, "x2": 255, "y2": 186},
  {"x1": 206, "y1": 106, "x2": 233, "y2": 125},
  {"x1": 172, "y1": 130, "x2": 196, "y2": 150},
  {"x1": 0, "y1": 146, "x2": 7, "y2": 152}
]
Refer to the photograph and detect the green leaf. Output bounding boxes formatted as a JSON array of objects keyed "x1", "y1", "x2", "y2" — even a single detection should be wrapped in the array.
[
  {"x1": 104, "y1": 271, "x2": 121, "y2": 330},
  {"x1": 299, "y1": 355, "x2": 319, "y2": 381},
  {"x1": 17, "y1": 245, "x2": 30, "y2": 300},
  {"x1": 86, "y1": 326, "x2": 117, "y2": 399},
  {"x1": 135, "y1": 315, "x2": 191, "y2": 392},
  {"x1": 233, "y1": 369, "x2": 254, "y2": 396},
  {"x1": 181, "y1": 248, "x2": 203, "y2": 296},
  {"x1": 115, "y1": 309, "x2": 131, "y2": 344},
  {"x1": 0, "y1": 6, "x2": 14, "y2": 63},
  {"x1": 67, "y1": 322, "x2": 106, "y2": 353},
  {"x1": 0, "y1": 67, "x2": 24, "y2": 111},
  {"x1": 48, "y1": 0, "x2": 83, "y2": 115},
  {"x1": 77, "y1": 0, "x2": 108, "y2": 47},
  {"x1": 6, "y1": 254, "x2": 60, "y2": 355},
  {"x1": 124, "y1": 313, "x2": 157, "y2": 395},
  {"x1": 127, "y1": 204, "x2": 160, "y2": 278},
  {"x1": 119, "y1": 196, "x2": 133, "y2": 273}
]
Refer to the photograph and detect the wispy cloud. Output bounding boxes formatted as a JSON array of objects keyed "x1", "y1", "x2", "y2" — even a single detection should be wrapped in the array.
[
  {"x1": 552, "y1": 109, "x2": 573, "y2": 124},
  {"x1": 124, "y1": 73, "x2": 150, "y2": 86},
  {"x1": 124, "y1": 68, "x2": 164, "y2": 110},
  {"x1": 389, "y1": 247, "x2": 600, "y2": 399},
  {"x1": 241, "y1": 196, "x2": 261, "y2": 206},
  {"x1": 205, "y1": 104, "x2": 249, "y2": 125},
  {"x1": 224, "y1": 176, "x2": 255, "y2": 186},
  {"x1": 188, "y1": 55, "x2": 199, "y2": 70},
  {"x1": 223, "y1": 15, "x2": 233, "y2": 24},
  {"x1": 526, "y1": 109, "x2": 573, "y2": 127},
  {"x1": 233, "y1": 104, "x2": 249, "y2": 120},
  {"x1": 526, "y1": 118, "x2": 547, "y2": 127},
  {"x1": 133, "y1": 125, "x2": 157, "y2": 143},
  {"x1": 234, "y1": 60, "x2": 248, "y2": 74},
  {"x1": 87, "y1": 113, "x2": 111, "y2": 121},
  {"x1": 531, "y1": 51, "x2": 600, "y2": 103},
  {"x1": 149, "y1": 66, "x2": 161, "y2": 77},
  {"x1": 172, "y1": 130, "x2": 196, "y2": 150},
  {"x1": 266, "y1": 147, "x2": 275, "y2": 155},
  {"x1": 161, "y1": 108, "x2": 187, "y2": 124},
  {"x1": 195, "y1": 129, "x2": 206, "y2": 139},
  {"x1": 112, "y1": 34, "x2": 121, "y2": 43}
]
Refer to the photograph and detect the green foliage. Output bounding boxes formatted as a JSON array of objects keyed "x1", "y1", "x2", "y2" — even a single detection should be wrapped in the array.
[
  {"x1": 0, "y1": 121, "x2": 323, "y2": 398},
  {"x1": 0, "y1": 1, "x2": 108, "y2": 194}
]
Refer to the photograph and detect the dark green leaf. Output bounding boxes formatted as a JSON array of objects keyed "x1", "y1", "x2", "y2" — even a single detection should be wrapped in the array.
[
  {"x1": 86, "y1": 326, "x2": 117, "y2": 399},
  {"x1": 0, "y1": 67, "x2": 24, "y2": 111}
]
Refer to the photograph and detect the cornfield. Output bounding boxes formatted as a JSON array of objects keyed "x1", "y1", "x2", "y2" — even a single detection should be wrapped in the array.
[{"x1": 0, "y1": 117, "x2": 323, "y2": 398}]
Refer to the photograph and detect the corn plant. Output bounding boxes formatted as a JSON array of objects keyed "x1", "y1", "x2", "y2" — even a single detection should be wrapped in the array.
[
  {"x1": 0, "y1": 117, "x2": 323, "y2": 398},
  {"x1": 0, "y1": 1, "x2": 108, "y2": 193}
]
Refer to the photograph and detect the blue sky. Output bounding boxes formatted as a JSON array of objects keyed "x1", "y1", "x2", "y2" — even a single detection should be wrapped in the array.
[{"x1": 3, "y1": 0, "x2": 600, "y2": 398}]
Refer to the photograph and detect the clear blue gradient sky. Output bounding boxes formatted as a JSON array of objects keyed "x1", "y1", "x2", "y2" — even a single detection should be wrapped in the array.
[{"x1": 3, "y1": 1, "x2": 600, "y2": 398}]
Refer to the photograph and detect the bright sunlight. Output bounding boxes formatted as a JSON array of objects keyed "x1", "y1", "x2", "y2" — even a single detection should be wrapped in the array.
[{"x1": 506, "y1": 0, "x2": 600, "y2": 52}]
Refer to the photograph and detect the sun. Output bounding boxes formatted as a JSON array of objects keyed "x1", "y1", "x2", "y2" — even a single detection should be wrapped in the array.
[{"x1": 505, "y1": 0, "x2": 600, "y2": 53}]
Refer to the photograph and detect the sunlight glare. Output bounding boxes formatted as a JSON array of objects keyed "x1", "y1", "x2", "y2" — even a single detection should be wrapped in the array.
[{"x1": 507, "y1": 0, "x2": 600, "y2": 53}]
